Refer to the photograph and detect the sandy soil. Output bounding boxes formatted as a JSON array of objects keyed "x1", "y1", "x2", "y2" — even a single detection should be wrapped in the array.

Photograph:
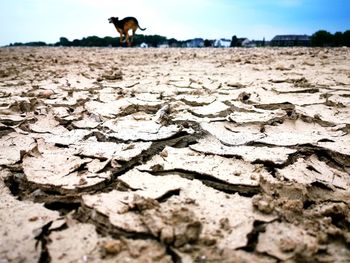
[{"x1": 1, "y1": 46, "x2": 350, "y2": 262}]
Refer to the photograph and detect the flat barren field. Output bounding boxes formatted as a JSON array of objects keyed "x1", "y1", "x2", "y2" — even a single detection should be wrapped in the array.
[{"x1": 1, "y1": 47, "x2": 350, "y2": 262}]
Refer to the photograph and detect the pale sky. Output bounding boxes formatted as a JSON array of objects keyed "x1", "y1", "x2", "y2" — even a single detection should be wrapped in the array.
[{"x1": 0, "y1": 0, "x2": 349, "y2": 46}]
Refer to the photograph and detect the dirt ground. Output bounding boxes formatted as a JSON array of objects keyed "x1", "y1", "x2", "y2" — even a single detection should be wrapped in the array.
[{"x1": 0, "y1": 46, "x2": 350, "y2": 263}]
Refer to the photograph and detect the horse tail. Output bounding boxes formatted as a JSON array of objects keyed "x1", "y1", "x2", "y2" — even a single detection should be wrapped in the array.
[{"x1": 138, "y1": 25, "x2": 146, "y2": 31}]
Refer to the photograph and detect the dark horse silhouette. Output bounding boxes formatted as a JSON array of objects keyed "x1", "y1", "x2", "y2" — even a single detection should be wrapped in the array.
[{"x1": 108, "y1": 16, "x2": 146, "y2": 46}]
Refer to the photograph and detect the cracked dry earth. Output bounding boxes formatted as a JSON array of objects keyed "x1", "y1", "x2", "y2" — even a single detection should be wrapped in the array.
[{"x1": 1, "y1": 47, "x2": 350, "y2": 263}]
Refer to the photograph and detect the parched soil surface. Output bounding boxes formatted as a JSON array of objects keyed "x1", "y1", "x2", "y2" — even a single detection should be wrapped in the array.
[{"x1": 1, "y1": 46, "x2": 350, "y2": 263}]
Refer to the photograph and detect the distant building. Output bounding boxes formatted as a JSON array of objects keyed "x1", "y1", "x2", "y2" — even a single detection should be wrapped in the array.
[
  {"x1": 271, "y1": 35, "x2": 311, "y2": 46},
  {"x1": 240, "y1": 38, "x2": 252, "y2": 47},
  {"x1": 214, "y1": 38, "x2": 231, "y2": 48},
  {"x1": 251, "y1": 39, "x2": 268, "y2": 47},
  {"x1": 186, "y1": 38, "x2": 204, "y2": 48},
  {"x1": 140, "y1": 42, "x2": 148, "y2": 48},
  {"x1": 157, "y1": 42, "x2": 169, "y2": 48}
]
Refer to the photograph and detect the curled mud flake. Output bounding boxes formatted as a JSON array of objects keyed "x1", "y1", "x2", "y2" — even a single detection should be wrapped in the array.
[
  {"x1": 84, "y1": 100, "x2": 125, "y2": 118},
  {"x1": 296, "y1": 104, "x2": 350, "y2": 126},
  {"x1": 226, "y1": 81, "x2": 248, "y2": 89},
  {"x1": 137, "y1": 146, "x2": 272, "y2": 195},
  {"x1": 0, "y1": 122, "x2": 16, "y2": 134},
  {"x1": 200, "y1": 121, "x2": 264, "y2": 146},
  {"x1": 29, "y1": 112, "x2": 68, "y2": 134},
  {"x1": 22, "y1": 143, "x2": 111, "y2": 191},
  {"x1": 277, "y1": 155, "x2": 350, "y2": 190},
  {"x1": 190, "y1": 135, "x2": 296, "y2": 165},
  {"x1": 256, "y1": 119, "x2": 344, "y2": 146},
  {"x1": 160, "y1": 148, "x2": 168, "y2": 158},
  {"x1": 86, "y1": 158, "x2": 111, "y2": 173},
  {"x1": 105, "y1": 119, "x2": 182, "y2": 141},
  {"x1": 189, "y1": 101, "x2": 230, "y2": 118},
  {"x1": 177, "y1": 94, "x2": 216, "y2": 106},
  {"x1": 51, "y1": 106, "x2": 70, "y2": 119},
  {"x1": 249, "y1": 89, "x2": 325, "y2": 106},
  {"x1": 0, "y1": 114, "x2": 27, "y2": 126},
  {"x1": 119, "y1": 169, "x2": 181, "y2": 200},
  {"x1": 72, "y1": 115, "x2": 100, "y2": 129},
  {"x1": 275, "y1": 64, "x2": 292, "y2": 71},
  {"x1": 81, "y1": 190, "x2": 149, "y2": 234},
  {"x1": 327, "y1": 94, "x2": 350, "y2": 108},
  {"x1": 227, "y1": 108, "x2": 287, "y2": 125},
  {"x1": 85, "y1": 97, "x2": 162, "y2": 118},
  {"x1": 302, "y1": 60, "x2": 315, "y2": 67},
  {"x1": 100, "y1": 69, "x2": 123, "y2": 81},
  {"x1": 73, "y1": 140, "x2": 152, "y2": 162},
  {"x1": 317, "y1": 134, "x2": 350, "y2": 166},
  {"x1": 154, "y1": 104, "x2": 170, "y2": 124},
  {"x1": 41, "y1": 129, "x2": 92, "y2": 146},
  {"x1": 271, "y1": 82, "x2": 319, "y2": 94},
  {"x1": 0, "y1": 132, "x2": 37, "y2": 166},
  {"x1": 44, "y1": 97, "x2": 78, "y2": 107}
]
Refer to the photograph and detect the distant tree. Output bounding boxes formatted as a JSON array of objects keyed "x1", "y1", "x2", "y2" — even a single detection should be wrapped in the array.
[
  {"x1": 230, "y1": 35, "x2": 239, "y2": 47},
  {"x1": 311, "y1": 30, "x2": 333, "y2": 46},
  {"x1": 71, "y1": 39, "x2": 81, "y2": 46},
  {"x1": 11, "y1": 42, "x2": 24, "y2": 46},
  {"x1": 168, "y1": 38, "x2": 179, "y2": 47},
  {"x1": 127, "y1": 34, "x2": 167, "y2": 47},
  {"x1": 26, "y1": 41, "x2": 47, "y2": 46},
  {"x1": 148, "y1": 35, "x2": 167, "y2": 47},
  {"x1": 204, "y1": 39, "x2": 212, "y2": 47},
  {"x1": 343, "y1": 30, "x2": 350, "y2": 47},
  {"x1": 59, "y1": 37, "x2": 71, "y2": 46},
  {"x1": 10, "y1": 41, "x2": 47, "y2": 47},
  {"x1": 132, "y1": 34, "x2": 145, "y2": 46},
  {"x1": 333, "y1": 32, "x2": 343, "y2": 46},
  {"x1": 103, "y1": 36, "x2": 118, "y2": 46}
]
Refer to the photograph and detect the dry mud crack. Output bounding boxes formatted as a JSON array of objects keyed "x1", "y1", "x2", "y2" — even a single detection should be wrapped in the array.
[{"x1": 1, "y1": 47, "x2": 350, "y2": 262}]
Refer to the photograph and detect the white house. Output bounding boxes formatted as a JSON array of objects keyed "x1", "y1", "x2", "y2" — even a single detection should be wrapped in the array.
[
  {"x1": 186, "y1": 38, "x2": 204, "y2": 48},
  {"x1": 241, "y1": 38, "x2": 250, "y2": 47},
  {"x1": 157, "y1": 43, "x2": 169, "y2": 48},
  {"x1": 140, "y1": 42, "x2": 148, "y2": 48},
  {"x1": 214, "y1": 38, "x2": 231, "y2": 48}
]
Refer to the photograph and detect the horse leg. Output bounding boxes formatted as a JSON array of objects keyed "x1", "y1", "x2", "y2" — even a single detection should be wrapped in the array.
[
  {"x1": 131, "y1": 28, "x2": 136, "y2": 44},
  {"x1": 119, "y1": 33, "x2": 123, "y2": 47},
  {"x1": 125, "y1": 32, "x2": 131, "y2": 47}
]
